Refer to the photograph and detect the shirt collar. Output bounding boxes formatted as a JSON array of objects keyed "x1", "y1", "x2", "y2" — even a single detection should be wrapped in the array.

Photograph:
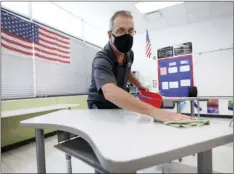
[
  {"x1": 104, "y1": 41, "x2": 129, "y2": 65},
  {"x1": 103, "y1": 41, "x2": 118, "y2": 63}
]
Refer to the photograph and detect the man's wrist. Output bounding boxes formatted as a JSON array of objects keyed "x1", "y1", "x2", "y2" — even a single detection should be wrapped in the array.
[{"x1": 136, "y1": 83, "x2": 143, "y2": 88}]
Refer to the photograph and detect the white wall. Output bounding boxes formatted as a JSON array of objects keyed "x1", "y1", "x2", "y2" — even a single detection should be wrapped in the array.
[
  {"x1": 132, "y1": 15, "x2": 233, "y2": 115},
  {"x1": 2, "y1": 2, "x2": 107, "y2": 48},
  {"x1": 132, "y1": 15, "x2": 233, "y2": 90}
]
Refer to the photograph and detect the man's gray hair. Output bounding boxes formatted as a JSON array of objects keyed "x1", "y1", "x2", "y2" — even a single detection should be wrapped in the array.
[{"x1": 109, "y1": 10, "x2": 133, "y2": 31}]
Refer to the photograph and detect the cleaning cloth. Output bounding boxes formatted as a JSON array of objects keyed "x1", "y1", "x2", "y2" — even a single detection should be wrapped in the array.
[{"x1": 162, "y1": 118, "x2": 210, "y2": 128}]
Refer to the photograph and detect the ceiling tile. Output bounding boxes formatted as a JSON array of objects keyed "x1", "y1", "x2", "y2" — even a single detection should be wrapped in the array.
[
  {"x1": 210, "y1": 2, "x2": 234, "y2": 18},
  {"x1": 147, "y1": 18, "x2": 168, "y2": 31},
  {"x1": 187, "y1": 12, "x2": 211, "y2": 24},
  {"x1": 184, "y1": 2, "x2": 212, "y2": 14},
  {"x1": 185, "y1": 2, "x2": 212, "y2": 23},
  {"x1": 160, "y1": 3, "x2": 187, "y2": 26},
  {"x1": 145, "y1": 11, "x2": 162, "y2": 21}
]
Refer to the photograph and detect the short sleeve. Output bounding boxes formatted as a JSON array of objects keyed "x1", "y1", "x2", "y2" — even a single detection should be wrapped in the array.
[{"x1": 93, "y1": 58, "x2": 117, "y2": 92}]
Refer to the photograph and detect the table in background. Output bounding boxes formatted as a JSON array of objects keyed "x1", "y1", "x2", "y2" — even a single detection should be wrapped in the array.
[
  {"x1": 2, "y1": 104, "x2": 79, "y2": 118},
  {"x1": 163, "y1": 96, "x2": 233, "y2": 117}
]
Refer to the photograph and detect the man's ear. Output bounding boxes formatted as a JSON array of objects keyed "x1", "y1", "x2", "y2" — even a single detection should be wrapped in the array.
[{"x1": 107, "y1": 31, "x2": 111, "y2": 39}]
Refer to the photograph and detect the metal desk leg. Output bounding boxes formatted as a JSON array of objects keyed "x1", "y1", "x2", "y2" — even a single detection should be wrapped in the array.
[
  {"x1": 229, "y1": 117, "x2": 233, "y2": 127},
  {"x1": 35, "y1": 129, "x2": 46, "y2": 173},
  {"x1": 190, "y1": 100, "x2": 195, "y2": 116},
  {"x1": 66, "y1": 154, "x2": 72, "y2": 173},
  {"x1": 176, "y1": 102, "x2": 182, "y2": 162},
  {"x1": 197, "y1": 150, "x2": 212, "y2": 173},
  {"x1": 197, "y1": 100, "x2": 200, "y2": 117},
  {"x1": 63, "y1": 132, "x2": 73, "y2": 174},
  {"x1": 176, "y1": 101, "x2": 181, "y2": 113},
  {"x1": 66, "y1": 107, "x2": 72, "y2": 173}
]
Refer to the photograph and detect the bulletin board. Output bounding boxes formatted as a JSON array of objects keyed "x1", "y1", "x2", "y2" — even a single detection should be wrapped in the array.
[{"x1": 158, "y1": 55, "x2": 194, "y2": 97}]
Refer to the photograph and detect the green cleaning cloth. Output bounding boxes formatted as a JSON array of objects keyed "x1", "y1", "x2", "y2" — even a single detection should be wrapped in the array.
[{"x1": 163, "y1": 118, "x2": 210, "y2": 128}]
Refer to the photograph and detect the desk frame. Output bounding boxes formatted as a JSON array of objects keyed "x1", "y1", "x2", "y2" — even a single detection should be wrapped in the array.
[
  {"x1": 35, "y1": 106, "x2": 72, "y2": 174},
  {"x1": 34, "y1": 129, "x2": 213, "y2": 174}
]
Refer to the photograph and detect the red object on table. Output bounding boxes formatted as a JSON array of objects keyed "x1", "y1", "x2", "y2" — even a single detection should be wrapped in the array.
[{"x1": 139, "y1": 90, "x2": 163, "y2": 108}]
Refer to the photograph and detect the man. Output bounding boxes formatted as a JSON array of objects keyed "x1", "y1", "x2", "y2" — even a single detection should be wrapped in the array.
[{"x1": 87, "y1": 10, "x2": 191, "y2": 122}]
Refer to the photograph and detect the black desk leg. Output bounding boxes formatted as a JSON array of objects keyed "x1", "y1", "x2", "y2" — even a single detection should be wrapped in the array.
[
  {"x1": 197, "y1": 149, "x2": 213, "y2": 173},
  {"x1": 190, "y1": 100, "x2": 195, "y2": 116},
  {"x1": 35, "y1": 128, "x2": 46, "y2": 173}
]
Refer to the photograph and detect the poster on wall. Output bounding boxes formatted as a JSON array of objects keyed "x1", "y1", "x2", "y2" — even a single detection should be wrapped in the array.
[
  {"x1": 174, "y1": 42, "x2": 192, "y2": 56},
  {"x1": 158, "y1": 55, "x2": 194, "y2": 97},
  {"x1": 157, "y1": 46, "x2": 173, "y2": 59},
  {"x1": 228, "y1": 100, "x2": 233, "y2": 111},
  {"x1": 207, "y1": 99, "x2": 219, "y2": 114}
]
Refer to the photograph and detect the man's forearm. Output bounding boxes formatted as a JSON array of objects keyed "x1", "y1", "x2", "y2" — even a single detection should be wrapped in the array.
[
  {"x1": 102, "y1": 83, "x2": 154, "y2": 116},
  {"x1": 101, "y1": 83, "x2": 192, "y2": 122}
]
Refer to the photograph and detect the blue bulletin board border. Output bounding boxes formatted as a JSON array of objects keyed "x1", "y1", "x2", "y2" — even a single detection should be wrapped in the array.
[{"x1": 157, "y1": 54, "x2": 194, "y2": 97}]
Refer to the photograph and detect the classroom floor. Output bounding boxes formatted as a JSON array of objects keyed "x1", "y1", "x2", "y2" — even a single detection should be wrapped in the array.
[{"x1": 1, "y1": 118, "x2": 233, "y2": 173}]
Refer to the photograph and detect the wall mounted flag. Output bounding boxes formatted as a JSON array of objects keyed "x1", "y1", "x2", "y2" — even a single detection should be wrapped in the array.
[
  {"x1": 1, "y1": 9, "x2": 71, "y2": 64},
  {"x1": 145, "y1": 29, "x2": 151, "y2": 58}
]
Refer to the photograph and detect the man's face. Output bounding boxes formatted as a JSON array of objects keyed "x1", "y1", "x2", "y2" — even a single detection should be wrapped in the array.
[{"x1": 108, "y1": 15, "x2": 135, "y2": 43}]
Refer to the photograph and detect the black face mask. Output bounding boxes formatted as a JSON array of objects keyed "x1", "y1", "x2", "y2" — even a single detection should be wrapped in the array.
[{"x1": 111, "y1": 33, "x2": 133, "y2": 53}]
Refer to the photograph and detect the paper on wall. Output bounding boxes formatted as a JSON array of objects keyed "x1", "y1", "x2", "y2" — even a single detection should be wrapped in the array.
[
  {"x1": 169, "y1": 62, "x2": 176, "y2": 66},
  {"x1": 180, "y1": 65, "x2": 190, "y2": 72},
  {"x1": 169, "y1": 81, "x2": 179, "y2": 88},
  {"x1": 180, "y1": 79, "x2": 191, "y2": 87},
  {"x1": 160, "y1": 67, "x2": 167, "y2": 75},
  {"x1": 180, "y1": 60, "x2": 188, "y2": 65},
  {"x1": 162, "y1": 82, "x2": 169, "y2": 90},
  {"x1": 168, "y1": 67, "x2": 178, "y2": 73}
]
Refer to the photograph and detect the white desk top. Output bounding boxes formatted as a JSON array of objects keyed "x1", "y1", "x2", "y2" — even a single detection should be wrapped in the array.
[
  {"x1": 20, "y1": 109, "x2": 233, "y2": 173},
  {"x1": 2, "y1": 104, "x2": 79, "y2": 118},
  {"x1": 163, "y1": 96, "x2": 233, "y2": 102}
]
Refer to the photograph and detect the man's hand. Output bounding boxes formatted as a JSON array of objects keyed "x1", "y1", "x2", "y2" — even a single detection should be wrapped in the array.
[
  {"x1": 101, "y1": 83, "x2": 194, "y2": 123},
  {"x1": 138, "y1": 85, "x2": 149, "y2": 92},
  {"x1": 150, "y1": 109, "x2": 194, "y2": 122}
]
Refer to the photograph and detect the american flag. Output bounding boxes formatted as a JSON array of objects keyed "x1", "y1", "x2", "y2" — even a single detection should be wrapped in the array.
[
  {"x1": 145, "y1": 29, "x2": 152, "y2": 58},
  {"x1": 1, "y1": 10, "x2": 71, "y2": 64}
]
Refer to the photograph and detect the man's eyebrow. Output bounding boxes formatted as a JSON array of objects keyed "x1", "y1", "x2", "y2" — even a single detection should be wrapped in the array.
[{"x1": 117, "y1": 27, "x2": 125, "y2": 30}]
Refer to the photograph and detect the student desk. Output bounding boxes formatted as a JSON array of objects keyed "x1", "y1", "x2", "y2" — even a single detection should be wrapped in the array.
[
  {"x1": 20, "y1": 109, "x2": 233, "y2": 173},
  {"x1": 163, "y1": 96, "x2": 233, "y2": 117},
  {"x1": 2, "y1": 104, "x2": 79, "y2": 118}
]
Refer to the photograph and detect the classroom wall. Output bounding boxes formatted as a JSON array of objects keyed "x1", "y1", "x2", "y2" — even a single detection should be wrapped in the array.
[
  {"x1": 1, "y1": 2, "x2": 107, "y2": 48},
  {"x1": 132, "y1": 15, "x2": 233, "y2": 115}
]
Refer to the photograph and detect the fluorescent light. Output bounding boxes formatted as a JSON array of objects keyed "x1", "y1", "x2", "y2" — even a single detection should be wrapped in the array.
[{"x1": 135, "y1": 2, "x2": 184, "y2": 14}]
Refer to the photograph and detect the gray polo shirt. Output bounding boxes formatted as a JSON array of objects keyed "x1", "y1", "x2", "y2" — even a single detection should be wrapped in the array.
[{"x1": 87, "y1": 42, "x2": 134, "y2": 109}]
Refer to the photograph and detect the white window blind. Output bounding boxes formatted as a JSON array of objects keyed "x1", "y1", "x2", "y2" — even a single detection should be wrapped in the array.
[
  {"x1": 35, "y1": 36, "x2": 101, "y2": 96},
  {"x1": 1, "y1": 7, "x2": 102, "y2": 99},
  {"x1": 1, "y1": 8, "x2": 35, "y2": 99},
  {"x1": 1, "y1": 51, "x2": 35, "y2": 99}
]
